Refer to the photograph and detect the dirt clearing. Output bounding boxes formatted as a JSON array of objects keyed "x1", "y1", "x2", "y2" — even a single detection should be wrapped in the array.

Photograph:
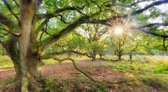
[{"x1": 0, "y1": 61, "x2": 126, "y2": 82}]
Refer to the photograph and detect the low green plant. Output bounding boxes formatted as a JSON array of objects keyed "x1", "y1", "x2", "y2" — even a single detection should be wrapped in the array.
[
  {"x1": 104, "y1": 58, "x2": 168, "y2": 74},
  {"x1": 0, "y1": 77, "x2": 16, "y2": 90},
  {"x1": 137, "y1": 74, "x2": 168, "y2": 90},
  {"x1": 44, "y1": 78, "x2": 108, "y2": 92}
]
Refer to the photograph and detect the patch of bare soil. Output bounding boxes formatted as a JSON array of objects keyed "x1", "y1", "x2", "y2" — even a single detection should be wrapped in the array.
[
  {"x1": 0, "y1": 61, "x2": 129, "y2": 84},
  {"x1": 42, "y1": 61, "x2": 126, "y2": 81},
  {"x1": 0, "y1": 68, "x2": 15, "y2": 82},
  {"x1": 0, "y1": 61, "x2": 126, "y2": 82}
]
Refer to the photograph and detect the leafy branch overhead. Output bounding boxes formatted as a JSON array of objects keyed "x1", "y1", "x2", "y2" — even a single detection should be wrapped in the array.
[{"x1": 0, "y1": 0, "x2": 167, "y2": 55}]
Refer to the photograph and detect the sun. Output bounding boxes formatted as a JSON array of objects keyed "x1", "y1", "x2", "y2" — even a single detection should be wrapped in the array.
[
  {"x1": 108, "y1": 17, "x2": 134, "y2": 37},
  {"x1": 114, "y1": 26, "x2": 124, "y2": 35}
]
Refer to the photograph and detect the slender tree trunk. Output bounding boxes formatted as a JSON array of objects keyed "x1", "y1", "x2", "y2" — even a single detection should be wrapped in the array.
[
  {"x1": 118, "y1": 55, "x2": 121, "y2": 61},
  {"x1": 91, "y1": 53, "x2": 96, "y2": 61},
  {"x1": 92, "y1": 57, "x2": 96, "y2": 61},
  {"x1": 129, "y1": 53, "x2": 132, "y2": 60},
  {"x1": 99, "y1": 54, "x2": 103, "y2": 59},
  {"x1": 117, "y1": 53, "x2": 122, "y2": 61},
  {"x1": 90, "y1": 49, "x2": 97, "y2": 61}
]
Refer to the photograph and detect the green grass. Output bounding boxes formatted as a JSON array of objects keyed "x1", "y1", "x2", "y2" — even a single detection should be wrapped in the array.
[
  {"x1": 43, "y1": 59, "x2": 58, "y2": 65},
  {"x1": 104, "y1": 56, "x2": 168, "y2": 74},
  {"x1": 137, "y1": 74, "x2": 168, "y2": 91},
  {"x1": 0, "y1": 77, "x2": 16, "y2": 91},
  {"x1": 43, "y1": 74, "x2": 168, "y2": 92},
  {"x1": 1, "y1": 55, "x2": 168, "y2": 91},
  {"x1": 1, "y1": 76, "x2": 168, "y2": 92},
  {"x1": 44, "y1": 78, "x2": 108, "y2": 92},
  {"x1": 0, "y1": 56, "x2": 13, "y2": 68}
]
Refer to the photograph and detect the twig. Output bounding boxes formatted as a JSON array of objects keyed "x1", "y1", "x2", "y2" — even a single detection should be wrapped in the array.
[{"x1": 13, "y1": 0, "x2": 19, "y2": 7}]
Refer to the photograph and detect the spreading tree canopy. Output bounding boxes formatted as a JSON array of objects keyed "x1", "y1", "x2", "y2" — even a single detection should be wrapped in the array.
[{"x1": 0, "y1": 0, "x2": 168, "y2": 91}]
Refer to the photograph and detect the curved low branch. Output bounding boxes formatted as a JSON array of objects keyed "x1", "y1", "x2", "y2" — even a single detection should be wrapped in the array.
[
  {"x1": 39, "y1": 15, "x2": 90, "y2": 53},
  {"x1": 52, "y1": 57, "x2": 96, "y2": 81},
  {"x1": 42, "y1": 50, "x2": 91, "y2": 59},
  {"x1": 45, "y1": 57, "x2": 134, "y2": 84}
]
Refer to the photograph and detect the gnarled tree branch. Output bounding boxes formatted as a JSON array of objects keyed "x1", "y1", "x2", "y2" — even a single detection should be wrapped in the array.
[
  {"x1": 131, "y1": 0, "x2": 168, "y2": 16},
  {"x1": 0, "y1": 13, "x2": 15, "y2": 28},
  {"x1": 36, "y1": 6, "x2": 85, "y2": 21},
  {"x1": 39, "y1": 15, "x2": 91, "y2": 53},
  {"x1": 133, "y1": 22, "x2": 168, "y2": 38},
  {"x1": 87, "y1": 0, "x2": 168, "y2": 26},
  {"x1": 2, "y1": 0, "x2": 19, "y2": 22}
]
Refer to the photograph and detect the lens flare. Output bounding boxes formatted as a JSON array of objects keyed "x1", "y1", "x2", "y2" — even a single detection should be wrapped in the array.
[{"x1": 114, "y1": 26, "x2": 123, "y2": 35}]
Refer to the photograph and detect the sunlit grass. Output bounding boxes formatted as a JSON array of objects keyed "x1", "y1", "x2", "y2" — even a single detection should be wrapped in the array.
[
  {"x1": 104, "y1": 55, "x2": 168, "y2": 74},
  {"x1": 0, "y1": 56, "x2": 13, "y2": 68},
  {"x1": 0, "y1": 77, "x2": 16, "y2": 90},
  {"x1": 43, "y1": 56, "x2": 91, "y2": 65}
]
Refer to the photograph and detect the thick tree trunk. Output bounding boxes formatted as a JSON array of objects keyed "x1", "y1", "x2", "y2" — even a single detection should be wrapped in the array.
[
  {"x1": 5, "y1": 35, "x2": 23, "y2": 81},
  {"x1": 13, "y1": 61, "x2": 22, "y2": 80},
  {"x1": 6, "y1": 36, "x2": 42, "y2": 91},
  {"x1": 26, "y1": 55, "x2": 44, "y2": 91},
  {"x1": 17, "y1": 1, "x2": 42, "y2": 91}
]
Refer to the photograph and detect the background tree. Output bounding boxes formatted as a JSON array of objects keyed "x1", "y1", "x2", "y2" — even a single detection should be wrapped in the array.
[
  {"x1": 76, "y1": 24, "x2": 108, "y2": 60},
  {"x1": 45, "y1": 24, "x2": 108, "y2": 61},
  {"x1": 109, "y1": 18, "x2": 131, "y2": 61}
]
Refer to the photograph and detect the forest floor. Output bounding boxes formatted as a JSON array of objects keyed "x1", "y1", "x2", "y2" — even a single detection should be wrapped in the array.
[
  {"x1": 42, "y1": 60, "x2": 128, "y2": 81},
  {"x1": 0, "y1": 56, "x2": 168, "y2": 92},
  {"x1": 0, "y1": 60, "x2": 126, "y2": 82},
  {"x1": 0, "y1": 67, "x2": 15, "y2": 82}
]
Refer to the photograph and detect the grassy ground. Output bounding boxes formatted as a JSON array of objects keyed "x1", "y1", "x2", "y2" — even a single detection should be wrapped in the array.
[
  {"x1": 0, "y1": 56, "x2": 13, "y2": 68},
  {"x1": 0, "y1": 55, "x2": 168, "y2": 92}
]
